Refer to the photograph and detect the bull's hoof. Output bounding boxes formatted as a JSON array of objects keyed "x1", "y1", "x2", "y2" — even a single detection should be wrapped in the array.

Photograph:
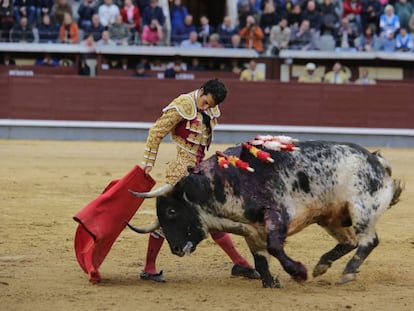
[
  {"x1": 291, "y1": 263, "x2": 308, "y2": 282},
  {"x1": 337, "y1": 273, "x2": 356, "y2": 285},
  {"x1": 313, "y1": 263, "x2": 330, "y2": 277},
  {"x1": 262, "y1": 277, "x2": 281, "y2": 288}
]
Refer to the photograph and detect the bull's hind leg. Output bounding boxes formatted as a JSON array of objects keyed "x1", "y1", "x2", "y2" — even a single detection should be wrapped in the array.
[
  {"x1": 313, "y1": 226, "x2": 357, "y2": 278},
  {"x1": 265, "y1": 207, "x2": 308, "y2": 283},
  {"x1": 339, "y1": 232, "x2": 379, "y2": 284}
]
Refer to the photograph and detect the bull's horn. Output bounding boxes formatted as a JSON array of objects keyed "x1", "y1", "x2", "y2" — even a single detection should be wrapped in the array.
[
  {"x1": 125, "y1": 219, "x2": 160, "y2": 234},
  {"x1": 128, "y1": 184, "x2": 173, "y2": 198}
]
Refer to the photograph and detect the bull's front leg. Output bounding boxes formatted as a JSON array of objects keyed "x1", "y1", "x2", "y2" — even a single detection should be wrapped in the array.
[{"x1": 265, "y1": 207, "x2": 308, "y2": 282}]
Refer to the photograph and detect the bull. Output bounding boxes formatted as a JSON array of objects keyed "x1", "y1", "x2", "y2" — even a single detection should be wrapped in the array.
[{"x1": 129, "y1": 140, "x2": 402, "y2": 288}]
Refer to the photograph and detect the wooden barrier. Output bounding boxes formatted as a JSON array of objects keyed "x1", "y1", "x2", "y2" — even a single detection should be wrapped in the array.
[{"x1": 1, "y1": 76, "x2": 413, "y2": 129}]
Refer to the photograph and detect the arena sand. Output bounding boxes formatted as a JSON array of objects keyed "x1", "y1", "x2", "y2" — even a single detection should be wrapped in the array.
[{"x1": 0, "y1": 140, "x2": 413, "y2": 311}]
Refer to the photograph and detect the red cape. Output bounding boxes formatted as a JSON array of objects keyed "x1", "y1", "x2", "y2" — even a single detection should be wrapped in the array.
[{"x1": 73, "y1": 166, "x2": 155, "y2": 283}]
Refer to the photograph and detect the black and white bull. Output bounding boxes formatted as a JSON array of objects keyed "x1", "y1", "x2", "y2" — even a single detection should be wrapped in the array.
[{"x1": 129, "y1": 141, "x2": 402, "y2": 288}]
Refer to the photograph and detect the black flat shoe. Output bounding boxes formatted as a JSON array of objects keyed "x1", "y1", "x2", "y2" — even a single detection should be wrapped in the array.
[
  {"x1": 140, "y1": 270, "x2": 166, "y2": 282},
  {"x1": 231, "y1": 265, "x2": 261, "y2": 279}
]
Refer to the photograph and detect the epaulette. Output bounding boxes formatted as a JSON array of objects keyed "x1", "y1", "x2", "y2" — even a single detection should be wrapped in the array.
[{"x1": 162, "y1": 94, "x2": 196, "y2": 120}]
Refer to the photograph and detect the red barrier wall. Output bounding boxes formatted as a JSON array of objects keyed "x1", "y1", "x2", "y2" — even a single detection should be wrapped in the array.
[{"x1": 1, "y1": 75, "x2": 413, "y2": 129}]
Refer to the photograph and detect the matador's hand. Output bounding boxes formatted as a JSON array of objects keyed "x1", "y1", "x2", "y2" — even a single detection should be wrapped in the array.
[{"x1": 143, "y1": 165, "x2": 152, "y2": 175}]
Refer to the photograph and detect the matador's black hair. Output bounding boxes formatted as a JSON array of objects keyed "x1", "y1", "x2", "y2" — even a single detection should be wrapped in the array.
[{"x1": 201, "y1": 79, "x2": 227, "y2": 105}]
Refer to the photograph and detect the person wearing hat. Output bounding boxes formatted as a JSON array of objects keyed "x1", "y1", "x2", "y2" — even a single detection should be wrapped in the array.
[
  {"x1": 298, "y1": 62, "x2": 322, "y2": 83},
  {"x1": 133, "y1": 63, "x2": 150, "y2": 78}
]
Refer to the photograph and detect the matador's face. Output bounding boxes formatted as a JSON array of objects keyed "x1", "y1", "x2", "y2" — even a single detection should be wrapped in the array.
[{"x1": 196, "y1": 89, "x2": 216, "y2": 111}]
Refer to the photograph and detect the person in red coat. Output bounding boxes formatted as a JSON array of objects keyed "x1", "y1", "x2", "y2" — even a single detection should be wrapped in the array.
[
  {"x1": 342, "y1": 0, "x2": 362, "y2": 33},
  {"x1": 120, "y1": 0, "x2": 140, "y2": 44}
]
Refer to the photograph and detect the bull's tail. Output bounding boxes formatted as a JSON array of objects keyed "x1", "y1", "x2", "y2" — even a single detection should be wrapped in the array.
[{"x1": 390, "y1": 179, "x2": 403, "y2": 207}]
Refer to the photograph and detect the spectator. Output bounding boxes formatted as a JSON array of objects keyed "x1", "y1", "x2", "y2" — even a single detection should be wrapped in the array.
[
  {"x1": 133, "y1": 62, "x2": 150, "y2": 78},
  {"x1": 395, "y1": 27, "x2": 413, "y2": 51},
  {"x1": 38, "y1": 13, "x2": 59, "y2": 43},
  {"x1": 120, "y1": 0, "x2": 141, "y2": 44},
  {"x1": 98, "y1": 0, "x2": 120, "y2": 29},
  {"x1": 354, "y1": 68, "x2": 376, "y2": 84},
  {"x1": 109, "y1": 14, "x2": 130, "y2": 45},
  {"x1": 361, "y1": 0, "x2": 381, "y2": 33},
  {"x1": 229, "y1": 33, "x2": 243, "y2": 48},
  {"x1": 36, "y1": 0, "x2": 54, "y2": 26},
  {"x1": 217, "y1": 15, "x2": 239, "y2": 47},
  {"x1": 239, "y1": 15, "x2": 265, "y2": 52},
  {"x1": 59, "y1": 12, "x2": 79, "y2": 43},
  {"x1": 180, "y1": 30, "x2": 202, "y2": 48},
  {"x1": 0, "y1": 0, "x2": 14, "y2": 42},
  {"x1": 164, "y1": 59, "x2": 183, "y2": 79},
  {"x1": 237, "y1": 0, "x2": 257, "y2": 29},
  {"x1": 320, "y1": 0, "x2": 340, "y2": 34},
  {"x1": 203, "y1": 33, "x2": 223, "y2": 48},
  {"x1": 335, "y1": 17, "x2": 358, "y2": 51},
  {"x1": 301, "y1": 0, "x2": 322, "y2": 32},
  {"x1": 380, "y1": 29, "x2": 396, "y2": 51},
  {"x1": 169, "y1": 0, "x2": 187, "y2": 39},
  {"x1": 78, "y1": 56, "x2": 91, "y2": 76},
  {"x1": 379, "y1": 5, "x2": 400, "y2": 38},
  {"x1": 187, "y1": 57, "x2": 206, "y2": 71},
  {"x1": 84, "y1": 13, "x2": 104, "y2": 41},
  {"x1": 141, "y1": 17, "x2": 163, "y2": 45},
  {"x1": 171, "y1": 13, "x2": 195, "y2": 45},
  {"x1": 298, "y1": 62, "x2": 322, "y2": 83},
  {"x1": 268, "y1": 18, "x2": 291, "y2": 55},
  {"x1": 240, "y1": 0, "x2": 260, "y2": 13},
  {"x1": 394, "y1": 0, "x2": 414, "y2": 30},
  {"x1": 96, "y1": 29, "x2": 115, "y2": 45},
  {"x1": 240, "y1": 59, "x2": 265, "y2": 81},
  {"x1": 197, "y1": 15, "x2": 213, "y2": 45},
  {"x1": 81, "y1": 32, "x2": 96, "y2": 51},
  {"x1": 77, "y1": 0, "x2": 98, "y2": 30},
  {"x1": 13, "y1": 0, "x2": 35, "y2": 26},
  {"x1": 357, "y1": 24, "x2": 380, "y2": 51},
  {"x1": 287, "y1": 4, "x2": 302, "y2": 28},
  {"x1": 10, "y1": 16, "x2": 34, "y2": 42},
  {"x1": 342, "y1": 0, "x2": 362, "y2": 34},
  {"x1": 289, "y1": 19, "x2": 313, "y2": 50},
  {"x1": 136, "y1": 0, "x2": 150, "y2": 13},
  {"x1": 323, "y1": 62, "x2": 349, "y2": 84},
  {"x1": 52, "y1": 0, "x2": 72, "y2": 25},
  {"x1": 259, "y1": 0, "x2": 281, "y2": 46},
  {"x1": 141, "y1": 0, "x2": 165, "y2": 27},
  {"x1": 35, "y1": 53, "x2": 59, "y2": 66}
]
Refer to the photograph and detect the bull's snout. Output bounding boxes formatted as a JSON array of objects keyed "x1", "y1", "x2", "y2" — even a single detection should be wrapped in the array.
[{"x1": 171, "y1": 241, "x2": 194, "y2": 257}]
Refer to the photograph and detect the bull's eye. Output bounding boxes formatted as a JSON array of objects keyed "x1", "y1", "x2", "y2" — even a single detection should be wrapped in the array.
[{"x1": 166, "y1": 208, "x2": 176, "y2": 218}]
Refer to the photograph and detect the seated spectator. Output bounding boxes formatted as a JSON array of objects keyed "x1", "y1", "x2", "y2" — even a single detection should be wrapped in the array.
[
  {"x1": 38, "y1": 14, "x2": 59, "y2": 43},
  {"x1": 394, "y1": 0, "x2": 413, "y2": 30},
  {"x1": 98, "y1": 0, "x2": 120, "y2": 29},
  {"x1": 78, "y1": 56, "x2": 91, "y2": 76},
  {"x1": 301, "y1": 0, "x2": 322, "y2": 32},
  {"x1": 133, "y1": 62, "x2": 150, "y2": 78},
  {"x1": 361, "y1": 0, "x2": 381, "y2": 33},
  {"x1": 197, "y1": 14, "x2": 213, "y2": 45},
  {"x1": 77, "y1": 0, "x2": 98, "y2": 30},
  {"x1": 379, "y1": 5, "x2": 400, "y2": 38},
  {"x1": 85, "y1": 13, "x2": 104, "y2": 41},
  {"x1": 229, "y1": 33, "x2": 243, "y2": 48},
  {"x1": 59, "y1": 12, "x2": 79, "y2": 43},
  {"x1": 187, "y1": 57, "x2": 206, "y2": 71},
  {"x1": 120, "y1": 0, "x2": 141, "y2": 44},
  {"x1": 171, "y1": 13, "x2": 195, "y2": 45},
  {"x1": 13, "y1": 0, "x2": 36, "y2": 26},
  {"x1": 36, "y1": 0, "x2": 54, "y2": 26},
  {"x1": 298, "y1": 62, "x2": 322, "y2": 83},
  {"x1": 268, "y1": 18, "x2": 291, "y2": 56},
  {"x1": 169, "y1": 0, "x2": 187, "y2": 41},
  {"x1": 141, "y1": 18, "x2": 163, "y2": 45},
  {"x1": 109, "y1": 14, "x2": 130, "y2": 45},
  {"x1": 357, "y1": 24, "x2": 380, "y2": 51},
  {"x1": 335, "y1": 17, "x2": 358, "y2": 51},
  {"x1": 96, "y1": 29, "x2": 115, "y2": 45},
  {"x1": 354, "y1": 68, "x2": 376, "y2": 84},
  {"x1": 164, "y1": 60, "x2": 183, "y2": 79},
  {"x1": 35, "y1": 53, "x2": 59, "y2": 66},
  {"x1": 381, "y1": 30, "x2": 396, "y2": 51},
  {"x1": 239, "y1": 15, "x2": 264, "y2": 53},
  {"x1": 395, "y1": 27, "x2": 413, "y2": 51},
  {"x1": 81, "y1": 32, "x2": 96, "y2": 51},
  {"x1": 142, "y1": 0, "x2": 165, "y2": 28},
  {"x1": 180, "y1": 31, "x2": 202, "y2": 48},
  {"x1": 240, "y1": 59, "x2": 265, "y2": 81},
  {"x1": 0, "y1": 0, "x2": 14, "y2": 42},
  {"x1": 217, "y1": 15, "x2": 239, "y2": 47},
  {"x1": 259, "y1": 0, "x2": 281, "y2": 46},
  {"x1": 10, "y1": 16, "x2": 34, "y2": 42},
  {"x1": 237, "y1": 0, "x2": 257, "y2": 29},
  {"x1": 52, "y1": 0, "x2": 72, "y2": 25},
  {"x1": 289, "y1": 19, "x2": 313, "y2": 50},
  {"x1": 323, "y1": 62, "x2": 349, "y2": 84},
  {"x1": 342, "y1": 0, "x2": 363, "y2": 34},
  {"x1": 287, "y1": 4, "x2": 302, "y2": 28},
  {"x1": 320, "y1": 0, "x2": 340, "y2": 34},
  {"x1": 204, "y1": 33, "x2": 223, "y2": 48}
]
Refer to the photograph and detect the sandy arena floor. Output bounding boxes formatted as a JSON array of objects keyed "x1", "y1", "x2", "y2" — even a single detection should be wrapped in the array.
[{"x1": 0, "y1": 140, "x2": 413, "y2": 311}]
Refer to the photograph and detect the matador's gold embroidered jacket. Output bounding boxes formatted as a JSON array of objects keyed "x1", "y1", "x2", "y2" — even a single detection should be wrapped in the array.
[{"x1": 142, "y1": 90, "x2": 221, "y2": 184}]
